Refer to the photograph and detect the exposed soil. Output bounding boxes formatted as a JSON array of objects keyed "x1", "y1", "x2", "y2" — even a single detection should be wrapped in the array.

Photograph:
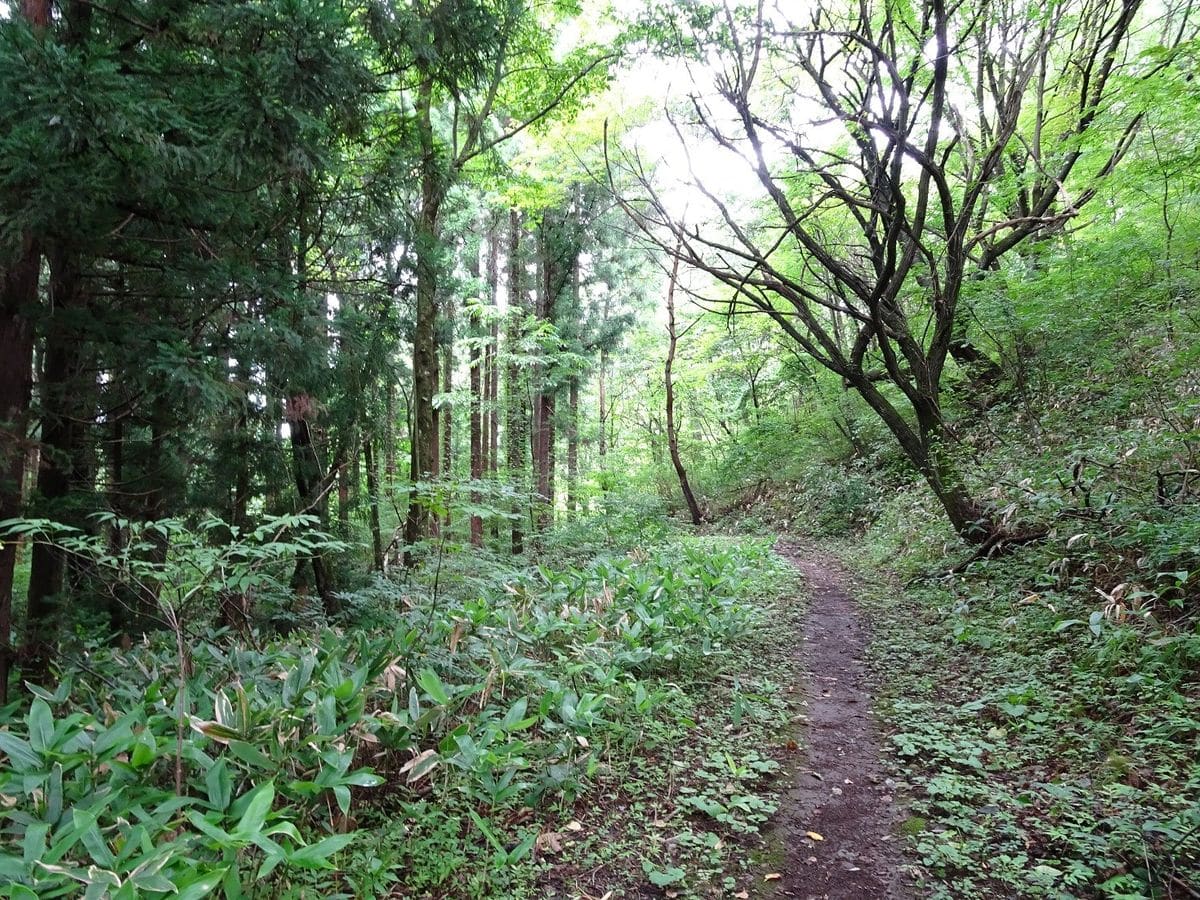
[{"x1": 760, "y1": 540, "x2": 912, "y2": 899}]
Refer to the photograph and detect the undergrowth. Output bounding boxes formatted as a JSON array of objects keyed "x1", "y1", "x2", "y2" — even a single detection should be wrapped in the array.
[
  {"x1": 0, "y1": 524, "x2": 802, "y2": 898},
  {"x1": 827, "y1": 518, "x2": 1200, "y2": 900}
]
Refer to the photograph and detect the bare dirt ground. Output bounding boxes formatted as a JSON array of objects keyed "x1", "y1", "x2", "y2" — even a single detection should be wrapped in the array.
[{"x1": 759, "y1": 540, "x2": 913, "y2": 900}]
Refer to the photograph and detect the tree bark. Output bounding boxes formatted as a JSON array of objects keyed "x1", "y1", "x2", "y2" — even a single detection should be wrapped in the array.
[
  {"x1": 286, "y1": 403, "x2": 336, "y2": 612},
  {"x1": 0, "y1": 236, "x2": 39, "y2": 703},
  {"x1": 488, "y1": 319, "x2": 499, "y2": 477},
  {"x1": 598, "y1": 348, "x2": 607, "y2": 470},
  {"x1": 384, "y1": 380, "x2": 396, "y2": 486},
  {"x1": 533, "y1": 223, "x2": 556, "y2": 529},
  {"x1": 505, "y1": 209, "x2": 526, "y2": 555},
  {"x1": 405, "y1": 76, "x2": 443, "y2": 558},
  {"x1": 468, "y1": 305, "x2": 484, "y2": 548},
  {"x1": 24, "y1": 247, "x2": 90, "y2": 681},
  {"x1": 364, "y1": 436, "x2": 384, "y2": 572},
  {"x1": 567, "y1": 376, "x2": 579, "y2": 518},
  {"x1": 664, "y1": 250, "x2": 703, "y2": 526},
  {"x1": 441, "y1": 287, "x2": 453, "y2": 529}
]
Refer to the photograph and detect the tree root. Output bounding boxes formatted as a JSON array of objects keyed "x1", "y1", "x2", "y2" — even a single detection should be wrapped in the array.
[{"x1": 947, "y1": 526, "x2": 1049, "y2": 574}]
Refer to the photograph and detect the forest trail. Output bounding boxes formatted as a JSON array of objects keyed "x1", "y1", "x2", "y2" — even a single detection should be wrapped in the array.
[{"x1": 761, "y1": 541, "x2": 911, "y2": 899}]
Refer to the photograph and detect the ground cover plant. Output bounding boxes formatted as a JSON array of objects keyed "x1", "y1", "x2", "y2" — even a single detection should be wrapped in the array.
[
  {"x1": 851, "y1": 540, "x2": 1200, "y2": 899},
  {"x1": 0, "y1": 523, "x2": 803, "y2": 898}
]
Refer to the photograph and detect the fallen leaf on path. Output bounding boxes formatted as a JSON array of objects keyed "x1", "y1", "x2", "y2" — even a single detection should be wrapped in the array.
[
  {"x1": 734, "y1": 892, "x2": 749, "y2": 898},
  {"x1": 565, "y1": 820, "x2": 583, "y2": 832},
  {"x1": 806, "y1": 831, "x2": 825, "y2": 841},
  {"x1": 763, "y1": 873, "x2": 781, "y2": 881}
]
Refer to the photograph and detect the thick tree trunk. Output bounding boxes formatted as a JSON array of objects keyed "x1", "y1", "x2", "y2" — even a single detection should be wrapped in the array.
[
  {"x1": 364, "y1": 437, "x2": 384, "y2": 572},
  {"x1": 468, "y1": 233, "x2": 490, "y2": 548},
  {"x1": 567, "y1": 377, "x2": 579, "y2": 517},
  {"x1": 230, "y1": 360, "x2": 252, "y2": 533},
  {"x1": 664, "y1": 251, "x2": 703, "y2": 526},
  {"x1": 405, "y1": 79, "x2": 443, "y2": 558},
  {"x1": 533, "y1": 227, "x2": 555, "y2": 530},
  {"x1": 337, "y1": 461, "x2": 350, "y2": 531},
  {"x1": 485, "y1": 231, "x2": 500, "y2": 540},
  {"x1": 850, "y1": 375, "x2": 992, "y2": 541},
  {"x1": 441, "y1": 290, "x2": 453, "y2": 528},
  {"x1": 469, "y1": 310, "x2": 484, "y2": 547},
  {"x1": 384, "y1": 381, "x2": 396, "y2": 486},
  {"x1": 488, "y1": 320, "x2": 499, "y2": 476},
  {"x1": 598, "y1": 349, "x2": 607, "y2": 470},
  {"x1": 505, "y1": 209, "x2": 526, "y2": 555},
  {"x1": 24, "y1": 247, "x2": 89, "y2": 681},
  {"x1": 0, "y1": 237, "x2": 39, "y2": 703},
  {"x1": 286, "y1": 405, "x2": 337, "y2": 612}
]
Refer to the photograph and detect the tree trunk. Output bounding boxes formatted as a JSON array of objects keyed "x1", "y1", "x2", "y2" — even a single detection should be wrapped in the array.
[
  {"x1": 850, "y1": 374, "x2": 992, "y2": 541},
  {"x1": 337, "y1": 458, "x2": 350, "y2": 532},
  {"x1": 364, "y1": 437, "x2": 384, "y2": 572},
  {"x1": 469, "y1": 308, "x2": 484, "y2": 548},
  {"x1": 567, "y1": 376, "x2": 579, "y2": 517},
  {"x1": 486, "y1": 229, "x2": 501, "y2": 540},
  {"x1": 664, "y1": 250, "x2": 703, "y2": 526},
  {"x1": 441, "y1": 288, "x2": 453, "y2": 529},
  {"x1": 286, "y1": 404, "x2": 337, "y2": 612},
  {"x1": 598, "y1": 348, "x2": 607, "y2": 470},
  {"x1": 405, "y1": 77, "x2": 443, "y2": 558},
  {"x1": 24, "y1": 247, "x2": 89, "y2": 681},
  {"x1": 505, "y1": 209, "x2": 526, "y2": 555},
  {"x1": 533, "y1": 226, "x2": 554, "y2": 530},
  {"x1": 384, "y1": 380, "x2": 396, "y2": 486},
  {"x1": 488, "y1": 319, "x2": 499, "y2": 476},
  {"x1": 0, "y1": 236, "x2": 39, "y2": 704}
]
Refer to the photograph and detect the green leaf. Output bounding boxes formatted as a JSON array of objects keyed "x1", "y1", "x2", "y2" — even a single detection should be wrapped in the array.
[
  {"x1": 206, "y1": 759, "x2": 232, "y2": 811},
  {"x1": 234, "y1": 781, "x2": 274, "y2": 838},
  {"x1": 27, "y1": 700, "x2": 54, "y2": 753},
  {"x1": 226, "y1": 740, "x2": 272, "y2": 770},
  {"x1": 643, "y1": 862, "x2": 686, "y2": 886},
  {"x1": 130, "y1": 730, "x2": 156, "y2": 768},
  {"x1": 417, "y1": 669, "x2": 450, "y2": 705},
  {"x1": 185, "y1": 811, "x2": 235, "y2": 846},
  {"x1": 289, "y1": 833, "x2": 356, "y2": 867},
  {"x1": 0, "y1": 733, "x2": 39, "y2": 772},
  {"x1": 172, "y1": 868, "x2": 227, "y2": 900},
  {"x1": 333, "y1": 784, "x2": 351, "y2": 814},
  {"x1": 342, "y1": 769, "x2": 383, "y2": 787},
  {"x1": 22, "y1": 822, "x2": 49, "y2": 866},
  {"x1": 46, "y1": 762, "x2": 63, "y2": 825},
  {"x1": 195, "y1": 721, "x2": 243, "y2": 743}
]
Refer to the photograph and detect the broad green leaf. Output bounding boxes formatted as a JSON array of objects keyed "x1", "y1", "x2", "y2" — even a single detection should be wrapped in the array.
[
  {"x1": 172, "y1": 868, "x2": 227, "y2": 900},
  {"x1": 289, "y1": 833, "x2": 355, "y2": 867},
  {"x1": 234, "y1": 781, "x2": 274, "y2": 838},
  {"x1": 0, "y1": 732, "x2": 39, "y2": 772},
  {"x1": 206, "y1": 759, "x2": 232, "y2": 811},
  {"x1": 416, "y1": 669, "x2": 449, "y2": 705}
]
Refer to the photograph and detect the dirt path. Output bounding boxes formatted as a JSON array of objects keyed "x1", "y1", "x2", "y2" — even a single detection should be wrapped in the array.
[{"x1": 761, "y1": 540, "x2": 912, "y2": 899}]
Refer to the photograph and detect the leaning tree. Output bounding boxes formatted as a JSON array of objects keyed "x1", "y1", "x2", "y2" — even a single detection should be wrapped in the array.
[{"x1": 617, "y1": 0, "x2": 1194, "y2": 542}]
